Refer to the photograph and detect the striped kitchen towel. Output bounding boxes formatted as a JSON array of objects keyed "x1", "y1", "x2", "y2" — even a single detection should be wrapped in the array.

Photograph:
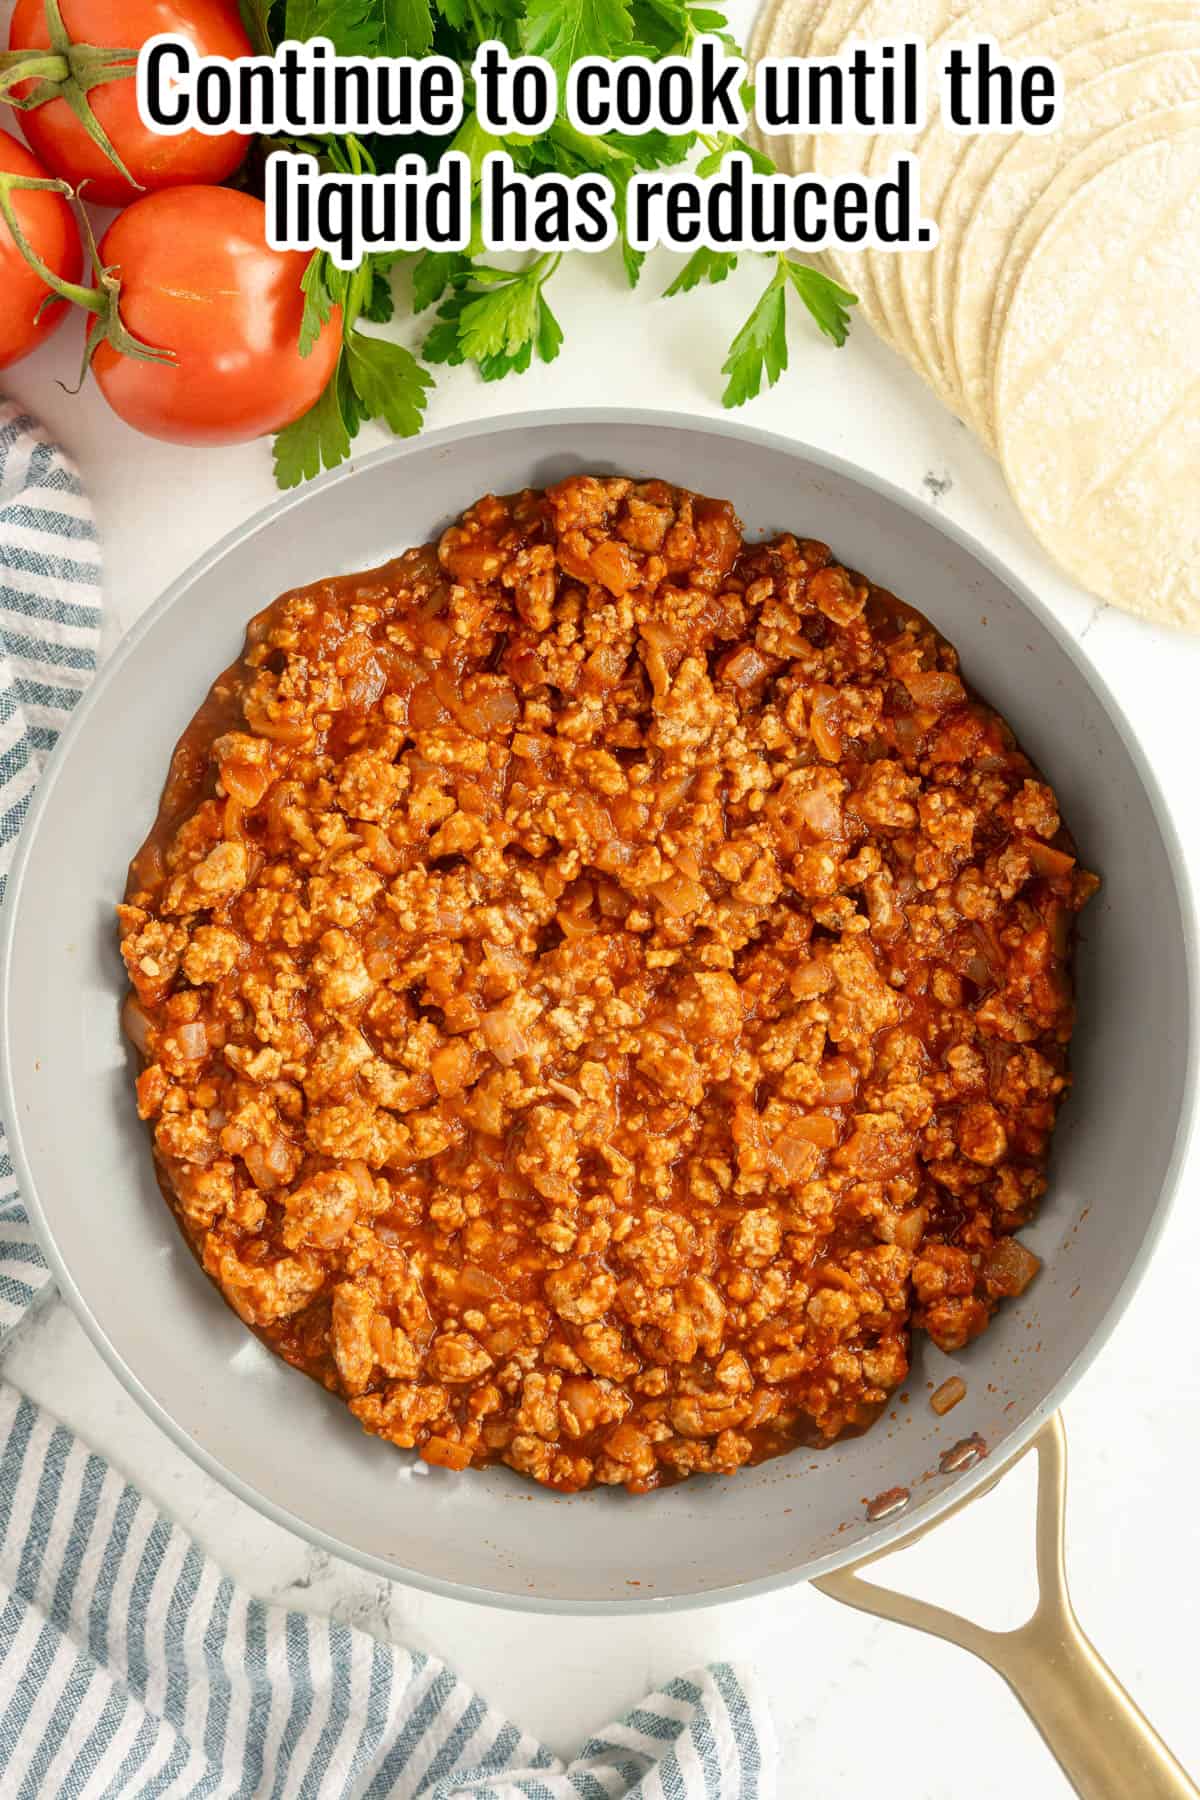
[
  {"x1": 0, "y1": 404, "x2": 777, "y2": 1797},
  {"x1": 0, "y1": 399, "x2": 102, "y2": 1342},
  {"x1": 0, "y1": 1381, "x2": 773, "y2": 1797}
]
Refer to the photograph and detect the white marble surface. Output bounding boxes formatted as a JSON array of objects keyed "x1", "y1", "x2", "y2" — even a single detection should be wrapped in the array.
[{"x1": 4, "y1": 20, "x2": 1200, "y2": 1786}]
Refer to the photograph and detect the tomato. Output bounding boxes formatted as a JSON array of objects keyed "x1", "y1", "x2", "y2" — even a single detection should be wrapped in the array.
[
  {"x1": 8, "y1": 0, "x2": 252, "y2": 208},
  {"x1": 89, "y1": 187, "x2": 342, "y2": 447},
  {"x1": 0, "y1": 128, "x2": 81, "y2": 369}
]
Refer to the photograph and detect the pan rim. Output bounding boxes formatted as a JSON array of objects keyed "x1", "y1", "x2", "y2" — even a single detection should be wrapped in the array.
[{"x1": 3, "y1": 406, "x2": 1196, "y2": 1614}]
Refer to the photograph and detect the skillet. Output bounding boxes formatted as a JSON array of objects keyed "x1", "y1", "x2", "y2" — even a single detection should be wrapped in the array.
[{"x1": 1, "y1": 412, "x2": 1194, "y2": 1629}]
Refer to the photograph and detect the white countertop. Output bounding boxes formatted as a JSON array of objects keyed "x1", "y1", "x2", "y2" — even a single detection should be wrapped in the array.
[{"x1": 4, "y1": 29, "x2": 1200, "y2": 1786}]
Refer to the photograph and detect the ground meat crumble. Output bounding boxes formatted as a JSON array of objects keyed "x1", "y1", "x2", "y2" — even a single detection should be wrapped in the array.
[{"x1": 119, "y1": 476, "x2": 1095, "y2": 1494}]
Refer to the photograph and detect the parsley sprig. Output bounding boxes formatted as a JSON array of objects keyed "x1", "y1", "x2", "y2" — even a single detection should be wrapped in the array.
[{"x1": 247, "y1": 0, "x2": 857, "y2": 487}]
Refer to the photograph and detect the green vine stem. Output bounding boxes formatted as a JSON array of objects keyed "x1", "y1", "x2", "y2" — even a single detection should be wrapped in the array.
[
  {"x1": 0, "y1": 0, "x2": 139, "y2": 189},
  {"x1": 0, "y1": 169, "x2": 175, "y2": 382}
]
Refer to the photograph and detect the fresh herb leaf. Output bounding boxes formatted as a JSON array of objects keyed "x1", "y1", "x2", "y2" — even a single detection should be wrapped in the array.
[
  {"x1": 608, "y1": 128, "x2": 694, "y2": 168},
  {"x1": 456, "y1": 271, "x2": 544, "y2": 366},
  {"x1": 424, "y1": 256, "x2": 563, "y2": 380},
  {"x1": 344, "y1": 330, "x2": 434, "y2": 435},
  {"x1": 664, "y1": 246, "x2": 738, "y2": 296},
  {"x1": 784, "y1": 258, "x2": 857, "y2": 347},
  {"x1": 695, "y1": 133, "x2": 775, "y2": 177},
  {"x1": 718, "y1": 255, "x2": 856, "y2": 407},
  {"x1": 721, "y1": 261, "x2": 788, "y2": 408},
  {"x1": 479, "y1": 340, "x2": 531, "y2": 380},
  {"x1": 630, "y1": 0, "x2": 734, "y2": 52},
  {"x1": 619, "y1": 239, "x2": 645, "y2": 288},
  {"x1": 284, "y1": 0, "x2": 378, "y2": 54},
  {"x1": 632, "y1": 0, "x2": 737, "y2": 53},
  {"x1": 627, "y1": 0, "x2": 687, "y2": 54},
  {"x1": 411, "y1": 249, "x2": 470, "y2": 313},
  {"x1": 520, "y1": 0, "x2": 636, "y2": 87},
  {"x1": 361, "y1": 258, "x2": 397, "y2": 323},
  {"x1": 423, "y1": 288, "x2": 472, "y2": 365},
  {"x1": 608, "y1": 164, "x2": 645, "y2": 287},
  {"x1": 337, "y1": 356, "x2": 365, "y2": 436},
  {"x1": 436, "y1": 0, "x2": 520, "y2": 26},
  {"x1": 239, "y1": 0, "x2": 276, "y2": 53},
  {"x1": 536, "y1": 293, "x2": 563, "y2": 363},
  {"x1": 273, "y1": 368, "x2": 356, "y2": 487},
  {"x1": 298, "y1": 253, "x2": 346, "y2": 357},
  {"x1": 379, "y1": 0, "x2": 433, "y2": 56}
]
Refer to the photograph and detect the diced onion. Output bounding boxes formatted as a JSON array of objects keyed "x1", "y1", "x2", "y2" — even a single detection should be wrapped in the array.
[
  {"x1": 481, "y1": 1008, "x2": 529, "y2": 1066},
  {"x1": 588, "y1": 539, "x2": 637, "y2": 596},
  {"x1": 409, "y1": 683, "x2": 451, "y2": 730},
  {"x1": 177, "y1": 1021, "x2": 209, "y2": 1060},
  {"x1": 790, "y1": 960, "x2": 834, "y2": 999},
  {"x1": 794, "y1": 785, "x2": 842, "y2": 837},
  {"x1": 931, "y1": 1376, "x2": 966, "y2": 1416},
  {"x1": 719, "y1": 644, "x2": 770, "y2": 688},
  {"x1": 221, "y1": 762, "x2": 270, "y2": 807},
  {"x1": 461, "y1": 1265, "x2": 504, "y2": 1301},
  {"x1": 583, "y1": 641, "x2": 628, "y2": 688},
  {"x1": 464, "y1": 684, "x2": 519, "y2": 734},
  {"x1": 964, "y1": 954, "x2": 993, "y2": 989},
  {"x1": 786, "y1": 1113, "x2": 840, "y2": 1149},
  {"x1": 422, "y1": 1435, "x2": 473, "y2": 1471},
  {"x1": 903, "y1": 670, "x2": 966, "y2": 710},
  {"x1": 122, "y1": 995, "x2": 152, "y2": 1055},
  {"x1": 1025, "y1": 839, "x2": 1076, "y2": 880},
  {"x1": 244, "y1": 1136, "x2": 294, "y2": 1191},
  {"x1": 818, "y1": 1058, "x2": 857, "y2": 1103},
  {"x1": 482, "y1": 943, "x2": 525, "y2": 982},
  {"x1": 810, "y1": 687, "x2": 842, "y2": 761},
  {"x1": 893, "y1": 714, "x2": 921, "y2": 754},
  {"x1": 984, "y1": 1237, "x2": 1041, "y2": 1297},
  {"x1": 357, "y1": 824, "x2": 404, "y2": 878},
  {"x1": 650, "y1": 872, "x2": 706, "y2": 917},
  {"x1": 346, "y1": 1160, "x2": 376, "y2": 1208},
  {"x1": 893, "y1": 1205, "x2": 928, "y2": 1253},
  {"x1": 772, "y1": 1133, "x2": 820, "y2": 1180}
]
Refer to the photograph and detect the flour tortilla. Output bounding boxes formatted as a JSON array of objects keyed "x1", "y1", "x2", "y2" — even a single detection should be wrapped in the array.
[
  {"x1": 886, "y1": 0, "x2": 1198, "y2": 405},
  {"x1": 808, "y1": 0, "x2": 959, "y2": 343},
  {"x1": 951, "y1": 28, "x2": 1200, "y2": 446},
  {"x1": 860, "y1": 1, "x2": 975, "y2": 396},
  {"x1": 931, "y1": 1, "x2": 1200, "y2": 399},
  {"x1": 995, "y1": 130, "x2": 1200, "y2": 626},
  {"x1": 985, "y1": 95, "x2": 1200, "y2": 416},
  {"x1": 865, "y1": 0, "x2": 1093, "y2": 390},
  {"x1": 930, "y1": 130, "x2": 1004, "y2": 399}
]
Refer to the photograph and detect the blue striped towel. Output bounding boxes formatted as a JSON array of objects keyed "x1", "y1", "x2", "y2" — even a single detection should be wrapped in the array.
[
  {"x1": 0, "y1": 403, "x2": 776, "y2": 1798},
  {"x1": 0, "y1": 399, "x2": 99, "y2": 1337}
]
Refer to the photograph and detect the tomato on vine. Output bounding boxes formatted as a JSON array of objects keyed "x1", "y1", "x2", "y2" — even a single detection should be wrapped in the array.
[
  {"x1": 0, "y1": 127, "x2": 81, "y2": 369},
  {"x1": 2, "y1": 0, "x2": 252, "y2": 208},
  {"x1": 82, "y1": 187, "x2": 342, "y2": 446}
]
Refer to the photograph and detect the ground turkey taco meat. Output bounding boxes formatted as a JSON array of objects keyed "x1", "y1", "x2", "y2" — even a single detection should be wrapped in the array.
[{"x1": 119, "y1": 475, "x2": 1095, "y2": 1494}]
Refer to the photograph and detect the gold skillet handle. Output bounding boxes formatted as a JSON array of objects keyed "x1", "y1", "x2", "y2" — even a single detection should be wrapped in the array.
[{"x1": 814, "y1": 1416, "x2": 1198, "y2": 1800}]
